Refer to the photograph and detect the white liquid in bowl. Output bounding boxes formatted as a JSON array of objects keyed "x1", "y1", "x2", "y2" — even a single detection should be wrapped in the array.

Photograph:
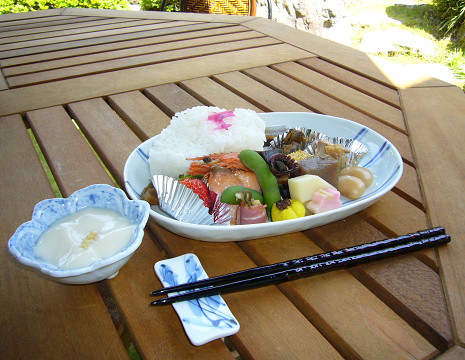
[{"x1": 34, "y1": 207, "x2": 136, "y2": 269}]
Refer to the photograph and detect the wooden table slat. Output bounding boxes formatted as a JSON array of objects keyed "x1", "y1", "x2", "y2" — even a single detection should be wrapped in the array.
[
  {"x1": 0, "y1": 15, "x2": 92, "y2": 31},
  {"x1": 0, "y1": 9, "x2": 64, "y2": 22},
  {"x1": 307, "y1": 217, "x2": 452, "y2": 351},
  {"x1": 0, "y1": 19, "x2": 173, "y2": 52},
  {"x1": 0, "y1": 17, "x2": 144, "y2": 42},
  {"x1": 0, "y1": 20, "x2": 200, "y2": 59},
  {"x1": 242, "y1": 65, "x2": 416, "y2": 164},
  {"x1": 26, "y1": 105, "x2": 114, "y2": 193},
  {"x1": 6, "y1": 36, "x2": 280, "y2": 88},
  {"x1": 2, "y1": 25, "x2": 256, "y2": 75},
  {"x1": 179, "y1": 76, "x2": 263, "y2": 111},
  {"x1": 0, "y1": 113, "x2": 129, "y2": 360},
  {"x1": 67, "y1": 98, "x2": 143, "y2": 187},
  {"x1": 212, "y1": 70, "x2": 312, "y2": 112},
  {"x1": 400, "y1": 86, "x2": 465, "y2": 344},
  {"x1": 145, "y1": 83, "x2": 205, "y2": 117},
  {"x1": 239, "y1": 231, "x2": 438, "y2": 359},
  {"x1": 271, "y1": 61, "x2": 406, "y2": 133},
  {"x1": 394, "y1": 163, "x2": 425, "y2": 210},
  {"x1": 108, "y1": 90, "x2": 172, "y2": 141},
  {"x1": 1, "y1": 9, "x2": 463, "y2": 360},
  {"x1": 0, "y1": 43, "x2": 311, "y2": 116},
  {"x1": 298, "y1": 57, "x2": 402, "y2": 108},
  {"x1": 0, "y1": 22, "x2": 240, "y2": 68}
]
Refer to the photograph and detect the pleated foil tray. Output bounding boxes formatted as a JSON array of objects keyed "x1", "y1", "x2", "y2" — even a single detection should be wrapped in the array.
[{"x1": 151, "y1": 175, "x2": 231, "y2": 226}]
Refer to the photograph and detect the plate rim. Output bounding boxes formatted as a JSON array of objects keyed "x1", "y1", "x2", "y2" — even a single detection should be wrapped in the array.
[{"x1": 124, "y1": 112, "x2": 403, "y2": 241}]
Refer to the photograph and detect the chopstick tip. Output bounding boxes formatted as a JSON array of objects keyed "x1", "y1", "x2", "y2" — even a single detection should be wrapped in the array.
[{"x1": 150, "y1": 298, "x2": 170, "y2": 306}]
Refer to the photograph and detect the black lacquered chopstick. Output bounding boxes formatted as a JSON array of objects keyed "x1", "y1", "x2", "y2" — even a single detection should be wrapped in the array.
[
  {"x1": 151, "y1": 227, "x2": 445, "y2": 297},
  {"x1": 150, "y1": 231, "x2": 450, "y2": 306}
]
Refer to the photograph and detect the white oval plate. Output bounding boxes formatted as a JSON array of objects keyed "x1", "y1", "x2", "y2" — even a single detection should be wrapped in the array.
[{"x1": 124, "y1": 113, "x2": 403, "y2": 242}]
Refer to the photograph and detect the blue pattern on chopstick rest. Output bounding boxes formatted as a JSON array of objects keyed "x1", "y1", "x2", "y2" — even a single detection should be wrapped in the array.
[
  {"x1": 158, "y1": 255, "x2": 237, "y2": 328},
  {"x1": 154, "y1": 254, "x2": 240, "y2": 345}
]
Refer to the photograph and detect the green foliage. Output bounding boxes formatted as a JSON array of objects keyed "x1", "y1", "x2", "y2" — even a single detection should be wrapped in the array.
[
  {"x1": 0, "y1": 0, "x2": 129, "y2": 14},
  {"x1": 432, "y1": 0, "x2": 465, "y2": 35},
  {"x1": 139, "y1": 0, "x2": 179, "y2": 11},
  {"x1": 386, "y1": 4, "x2": 441, "y2": 37}
]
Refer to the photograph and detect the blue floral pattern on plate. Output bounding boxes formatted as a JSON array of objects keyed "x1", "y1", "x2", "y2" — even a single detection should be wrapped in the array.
[{"x1": 154, "y1": 254, "x2": 240, "y2": 346}]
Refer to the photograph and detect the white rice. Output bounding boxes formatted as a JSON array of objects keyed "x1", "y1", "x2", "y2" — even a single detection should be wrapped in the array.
[{"x1": 149, "y1": 106, "x2": 266, "y2": 178}]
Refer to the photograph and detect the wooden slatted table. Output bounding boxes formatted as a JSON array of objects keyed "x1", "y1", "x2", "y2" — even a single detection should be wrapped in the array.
[{"x1": 1, "y1": 8, "x2": 465, "y2": 360}]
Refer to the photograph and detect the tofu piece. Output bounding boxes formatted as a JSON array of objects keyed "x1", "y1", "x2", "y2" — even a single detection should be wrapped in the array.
[{"x1": 288, "y1": 175, "x2": 336, "y2": 204}]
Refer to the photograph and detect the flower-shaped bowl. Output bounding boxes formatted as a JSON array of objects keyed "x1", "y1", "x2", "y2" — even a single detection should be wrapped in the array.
[{"x1": 8, "y1": 184, "x2": 150, "y2": 285}]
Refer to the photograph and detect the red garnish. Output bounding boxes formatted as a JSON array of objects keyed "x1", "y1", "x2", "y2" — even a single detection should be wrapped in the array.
[{"x1": 179, "y1": 178, "x2": 211, "y2": 208}]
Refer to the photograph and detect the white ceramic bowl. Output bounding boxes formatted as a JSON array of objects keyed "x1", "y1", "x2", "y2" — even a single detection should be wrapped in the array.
[
  {"x1": 8, "y1": 184, "x2": 150, "y2": 285},
  {"x1": 124, "y1": 113, "x2": 403, "y2": 241}
]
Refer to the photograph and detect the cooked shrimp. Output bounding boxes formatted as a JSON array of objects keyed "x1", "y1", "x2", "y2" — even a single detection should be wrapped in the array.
[{"x1": 187, "y1": 152, "x2": 250, "y2": 176}]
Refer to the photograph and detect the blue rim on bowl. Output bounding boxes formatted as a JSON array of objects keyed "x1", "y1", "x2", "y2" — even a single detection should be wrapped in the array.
[{"x1": 8, "y1": 184, "x2": 150, "y2": 284}]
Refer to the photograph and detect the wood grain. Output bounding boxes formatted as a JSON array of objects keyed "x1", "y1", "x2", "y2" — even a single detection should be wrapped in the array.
[
  {"x1": 7, "y1": 37, "x2": 281, "y2": 88},
  {"x1": 0, "y1": 15, "x2": 102, "y2": 33},
  {"x1": 145, "y1": 83, "x2": 204, "y2": 116},
  {"x1": 179, "y1": 76, "x2": 263, "y2": 111},
  {"x1": 271, "y1": 61, "x2": 406, "y2": 132},
  {"x1": 0, "y1": 17, "x2": 144, "y2": 44},
  {"x1": 151, "y1": 224, "x2": 344, "y2": 360},
  {"x1": 298, "y1": 57, "x2": 401, "y2": 108},
  {"x1": 0, "y1": 19, "x2": 177, "y2": 53},
  {"x1": 27, "y1": 106, "x2": 113, "y2": 193},
  {"x1": 108, "y1": 90, "x2": 171, "y2": 140},
  {"x1": 0, "y1": 44, "x2": 311, "y2": 116},
  {"x1": 245, "y1": 16, "x2": 451, "y2": 89},
  {"x1": 400, "y1": 86, "x2": 465, "y2": 344},
  {"x1": 0, "y1": 22, "x2": 241, "y2": 67},
  {"x1": 242, "y1": 66, "x2": 415, "y2": 164},
  {"x1": 306, "y1": 216, "x2": 452, "y2": 351},
  {"x1": 1, "y1": 9, "x2": 462, "y2": 359},
  {"x1": 213, "y1": 70, "x2": 312, "y2": 112},
  {"x1": 0, "y1": 114, "x2": 129, "y2": 360},
  {"x1": 2, "y1": 26, "x2": 256, "y2": 74},
  {"x1": 67, "y1": 98, "x2": 142, "y2": 187},
  {"x1": 239, "y1": 230, "x2": 438, "y2": 359}
]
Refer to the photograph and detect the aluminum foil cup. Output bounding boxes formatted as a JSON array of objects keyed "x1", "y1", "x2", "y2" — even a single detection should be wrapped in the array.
[
  {"x1": 309, "y1": 137, "x2": 369, "y2": 169},
  {"x1": 269, "y1": 127, "x2": 325, "y2": 151},
  {"x1": 151, "y1": 175, "x2": 230, "y2": 226},
  {"x1": 270, "y1": 127, "x2": 369, "y2": 169}
]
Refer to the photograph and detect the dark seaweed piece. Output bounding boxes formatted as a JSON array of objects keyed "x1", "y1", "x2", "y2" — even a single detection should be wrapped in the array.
[
  {"x1": 259, "y1": 148, "x2": 283, "y2": 164},
  {"x1": 279, "y1": 184, "x2": 290, "y2": 199}
]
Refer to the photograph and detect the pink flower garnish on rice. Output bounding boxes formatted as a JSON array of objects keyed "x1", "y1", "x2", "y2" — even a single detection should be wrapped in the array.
[{"x1": 207, "y1": 111, "x2": 235, "y2": 130}]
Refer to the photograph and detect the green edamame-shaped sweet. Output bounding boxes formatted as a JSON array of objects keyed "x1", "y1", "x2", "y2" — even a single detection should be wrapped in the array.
[
  {"x1": 220, "y1": 186, "x2": 264, "y2": 205},
  {"x1": 239, "y1": 150, "x2": 281, "y2": 218}
]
